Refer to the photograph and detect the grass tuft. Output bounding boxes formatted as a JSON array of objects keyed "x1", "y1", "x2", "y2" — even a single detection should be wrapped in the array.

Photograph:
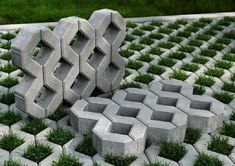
[
  {"x1": 213, "y1": 91, "x2": 234, "y2": 104},
  {"x1": 201, "y1": 49, "x2": 216, "y2": 58},
  {"x1": 178, "y1": 46, "x2": 195, "y2": 53},
  {"x1": 75, "y1": 135, "x2": 97, "y2": 156},
  {"x1": 0, "y1": 92, "x2": 15, "y2": 105},
  {"x1": 0, "y1": 110, "x2": 21, "y2": 126},
  {"x1": 192, "y1": 56, "x2": 208, "y2": 64},
  {"x1": 21, "y1": 119, "x2": 47, "y2": 135},
  {"x1": 120, "y1": 82, "x2": 142, "y2": 89},
  {"x1": 181, "y1": 63, "x2": 199, "y2": 72},
  {"x1": 47, "y1": 128, "x2": 74, "y2": 146},
  {"x1": 148, "y1": 33, "x2": 164, "y2": 40},
  {"x1": 147, "y1": 65, "x2": 165, "y2": 75},
  {"x1": 140, "y1": 37, "x2": 154, "y2": 45},
  {"x1": 135, "y1": 73, "x2": 154, "y2": 84},
  {"x1": 208, "y1": 135, "x2": 232, "y2": 155},
  {"x1": 104, "y1": 154, "x2": 137, "y2": 166},
  {"x1": 126, "y1": 22, "x2": 137, "y2": 28},
  {"x1": 0, "y1": 77, "x2": 19, "y2": 88},
  {"x1": 3, "y1": 160, "x2": 21, "y2": 166},
  {"x1": 128, "y1": 43, "x2": 144, "y2": 51},
  {"x1": 0, "y1": 52, "x2": 11, "y2": 61},
  {"x1": 184, "y1": 128, "x2": 202, "y2": 144},
  {"x1": 158, "y1": 58, "x2": 176, "y2": 67},
  {"x1": 205, "y1": 68, "x2": 224, "y2": 78},
  {"x1": 149, "y1": 47, "x2": 163, "y2": 55},
  {"x1": 219, "y1": 122, "x2": 235, "y2": 138},
  {"x1": 214, "y1": 60, "x2": 233, "y2": 70},
  {"x1": 169, "y1": 70, "x2": 188, "y2": 81},
  {"x1": 52, "y1": 153, "x2": 83, "y2": 166},
  {"x1": 132, "y1": 29, "x2": 145, "y2": 36},
  {"x1": 0, "y1": 133, "x2": 24, "y2": 151},
  {"x1": 195, "y1": 76, "x2": 215, "y2": 87},
  {"x1": 193, "y1": 86, "x2": 206, "y2": 95},
  {"x1": 1, "y1": 33, "x2": 16, "y2": 40},
  {"x1": 126, "y1": 60, "x2": 143, "y2": 70},
  {"x1": 168, "y1": 52, "x2": 185, "y2": 60},
  {"x1": 222, "y1": 82, "x2": 235, "y2": 93},
  {"x1": 138, "y1": 54, "x2": 153, "y2": 62},
  {"x1": 194, "y1": 153, "x2": 223, "y2": 166},
  {"x1": 119, "y1": 49, "x2": 134, "y2": 58},
  {"x1": 0, "y1": 63, "x2": 18, "y2": 73}
]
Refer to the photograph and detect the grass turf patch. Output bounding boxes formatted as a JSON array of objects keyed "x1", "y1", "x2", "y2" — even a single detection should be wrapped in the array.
[
  {"x1": 192, "y1": 56, "x2": 208, "y2": 64},
  {"x1": 147, "y1": 65, "x2": 165, "y2": 75},
  {"x1": 119, "y1": 49, "x2": 134, "y2": 58},
  {"x1": 195, "y1": 76, "x2": 215, "y2": 87},
  {"x1": 144, "y1": 163, "x2": 170, "y2": 166},
  {"x1": 0, "y1": 92, "x2": 15, "y2": 105},
  {"x1": 47, "y1": 128, "x2": 74, "y2": 146},
  {"x1": 201, "y1": 49, "x2": 216, "y2": 58},
  {"x1": 0, "y1": 63, "x2": 18, "y2": 73},
  {"x1": 21, "y1": 119, "x2": 47, "y2": 135},
  {"x1": 138, "y1": 54, "x2": 153, "y2": 63},
  {"x1": 3, "y1": 160, "x2": 21, "y2": 166},
  {"x1": 0, "y1": 77, "x2": 19, "y2": 88},
  {"x1": 222, "y1": 82, "x2": 235, "y2": 93},
  {"x1": 128, "y1": 43, "x2": 144, "y2": 51},
  {"x1": 149, "y1": 47, "x2": 163, "y2": 55},
  {"x1": 214, "y1": 60, "x2": 233, "y2": 70},
  {"x1": 75, "y1": 135, "x2": 97, "y2": 156},
  {"x1": 48, "y1": 108, "x2": 68, "y2": 121},
  {"x1": 219, "y1": 122, "x2": 235, "y2": 138},
  {"x1": 52, "y1": 153, "x2": 83, "y2": 166},
  {"x1": 168, "y1": 52, "x2": 186, "y2": 60},
  {"x1": 0, "y1": 110, "x2": 21, "y2": 126},
  {"x1": 148, "y1": 33, "x2": 164, "y2": 40},
  {"x1": 194, "y1": 153, "x2": 223, "y2": 166},
  {"x1": 0, "y1": 133, "x2": 24, "y2": 151},
  {"x1": 140, "y1": 37, "x2": 154, "y2": 45},
  {"x1": 169, "y1": 70, "x2": 188, "y2": 81},
  {"x1": 0, "y1": 52, "x2": 11, "y2": 61},
  {"x1": 126, "y1": 60, "x2": 143, "y2": 70},
  {"x1": 193, "y1": 86, "x2": 206, "y2": 95},
  {"x1": 135, "y1": 73, "x2": 154, "y2": 84},
  {"x1": 159, "y1": 142, "x2": 187, "y2": 162},
  {"x1": 184, "y1": 128, "x2": 202, "y2": 144},
  {"x1": 181, "y1": 63, "x2": 199, "y2": 72},
  {"x1": 158, "y1": 58, "x2": 176, "y2": 67},
  {"x1": 213, "y1": 91, "x2": 234, "y2": 104},
  {"x1": 104, "y1": 154, "x2": 137, "y2": 166},
  {"x1": 120, "y1": 82, "x2": 142, "y2": 89},
  {"x1": 208, "y1": 135, "x2": 232, "y2": 155},
  {"x1": 205, "y1": 68, "x2": 224, "y2": 78}
]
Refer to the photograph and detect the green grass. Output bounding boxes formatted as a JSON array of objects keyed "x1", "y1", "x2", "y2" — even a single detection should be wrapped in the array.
[
  {"x1": 168, "y1": 22, "x2": 181, "y2": 29},
  {"x1": 124, "y1": 69, "x2": 131, "y2": 77},
  {"x1": 185, "y1": 26, "x2": 199, "y2": 33},
  {"x1": 147, "y1": 65, "x2": 166, "y2": 75},
  {"x1": 21, "y1": 119, "x2": 47, "y2": 135},
  {"x1": 205, "y1": 68, "x2": 224, "y2": 78},
  {"x1": 194, "y1": 153, "x2": 223, "y2": 166},
  {"x1": 138, "y1": 54, "x2": 153, "y2": 63},
  {"x1": 177, "y1": 31, "x2": 192, "y2": 38},
  {"x1": 195, "y1": 76, "x2": 215, "y2": 87},
  {"x1": 192, "y1": 56, "x2": 208, "y2": 64},
  {"x1": 3, "y1": 160, "x2": 21, "y2": 166},
  {"x1": 140, "y1": 37, "x2": 154, "y2": 45},
  {"x1": 222, "y1": 82, "x2": 235, "y2": 93},
  {"x1": 201, "y1": 49, "x2": 216, "y2": 58},
  {"x1": 193, "y1": 85, "x2": 206, "y2": 95},
  {"x1": 168, "y1": 36, "x2": 183, "y2": 43},
  {"x1": 211, "y1": 25, "x2": 224, "y2": 31},
  {"x1": 188, "y1": 40, "x2": 203, "y2": 47},
  {"x1": 0, "y1": 110, "x2": 21, "y2": 126},
  {"x1": 208, "y1": 135, "x2": 232, "y2": 155},
  {"x1": 192, "y1": 21, "x2": 207, "y2": 28},
  {"x1": 181, "y1": 63, "x2": 199, "y2": 72},
  {"x1": 214, "y1": 60, "x2": 233, "y2": 70},
  {"x1": 0, "y1": 52, "x2": 11, "y2": 61},
  {"x1": 47, "y1": 128, "x2": 74, "y2": 146},
  {"x1": 126, "y1": 60, "x2": 143, "y2": 70},
  {"x1": 104, "y1": 154, "x2": 137, "y2": 166},
  {"x1": 178, "y1": 46, "x2": 195, "y2": 53},
  {"x1": 231, "y1": 73, "x2": 235, "y2": 81},
  {"x1": 135, "y1": 73, "x2": 154, "y2": 84},
  {"x1": 223, "y1": 53, "x2": 235, "y2": 62},
  {"x1": 224, "y1": 31, "x2": 235, "y2": 39},
  {"x1": 216, "y1": 38, "x2": 231, "y2": 45},
  {"x1": 208, "y1": 43, "x2": 224, "y2": 51},
  {"x1": 140, "y1": 24, "x2": 155, "y2": 31},
  {"x1": 131, "y1": 29, "x2": 145, "y2": 36},
  {"x1": 0, "y1": 63, "x2": 18, "y2": 73},
  {"x1": 0, "y1": 133, "x2": 24, "y2": 151},
  {"x1": 230, "y1": 112, "x2": 235, "y2": 121},
  {"x1": 52, "y1": 153, "x2": 83, "y2": 166},
  {"x1": 0, "y1": 33, "x2": 16, "y2": 40},
  {"x1": 184, "y1": 128, "x2": 202, "y2": 144},
  {"x1": 158, "y1": 58, "x2": 176, "y2": 67},
  {"x1": 126, "y1": 22, "x2": 137, "y2": 28},
  {"x1": 213, "y1": 91, "x2": 234, "y2": 104},
  {"x1": 125, "y1": 34, "x2": 135, "y2": 42},
  {"x1": 119, "y1": 49, "x2": 134, "y2": 58},
  {"x1": 149, "y1": 47, "x2": 163, "y2": 55},
  {"x1": 128, "y1": 43, "x2": 144, "y2": 51},
  {"x1": 196, "y1": 34, "x2": 211, "y2": 41},
  {"x1": 168, "y1": 52, "x2": 186, "y2": 60},
  {"x1": 144, "y1": 163, "x2": 170, "y2": 166},
  {"x1": 23, "y1": 143, "x2": 53, "y2": 163},
  {"x1": 120, "y1": 82, "x2": 142, "y2": 89},
  {"x1": 48, "y1": 108, "x2": 68, "y2": 121},
  {"x1": 148, "y1": 33, "x2": 164, "y2": 40},
  {"x1": 158, "y1": 42, "x2": 175, "y2": 49},
  {"x1": 159, "y1": 142, "x2": 187, "y2": 162},
  {"x1": 0, "y1": 42, "x2": 11, "y2": 50},
  {"x1": 175, "y1": 19, "x2": 188, "y2": 25},
  {"x1": 150, "y1": 20, "x2": 163, "y2": 27},
  {"x1": 170, "y1": 70, "x2": 188, "y2": 81},
  {"x1": 0, "y1": 92, "x2": 15, "y2": 105},
  {"x1": 0, "y1": 77, "x2": 19, "y2": 88},
  {"x1": 158, "y1": 28, "x2": 173, "y2": 34},
  {"x1": 199, "y1": 18, "x2": 212, "y2": 23},
  {"x1": 219, "y1": 122, "x2": 235, "y2": 138},
  {"x1": 75, "y1": 135, "x2": 97, "y2": 156}
]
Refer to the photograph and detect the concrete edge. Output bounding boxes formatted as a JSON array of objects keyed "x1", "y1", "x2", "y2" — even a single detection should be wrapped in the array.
[{"x1": 0, "y1": 12, "x2": 235, "y2": 31}]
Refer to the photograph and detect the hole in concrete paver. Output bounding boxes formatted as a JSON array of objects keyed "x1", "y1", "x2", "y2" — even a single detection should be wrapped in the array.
[
  {"x1": 71, "y1": 74, "x2": 90, "y2": 95},
  {"x1": 103, "y1": 22, "x2": 120, "y2": 44},
  {"x1": 157, "y1": 97, "x2": 178, "y2": 106},
  {"x1": 90, "y1": 87, "x2": 103, "y2": 97},
  {"x1": 104, "y1": 62, "x2": 120, "y2": 82},
  {"x1": 69, "y1": 30, "x2": 88, "y2": 54},
  {"x1": 190, "y1": 100, "x2": 211, "y2": 110},
  {"x1": 85, "y1": 102, "x2": 107, "y2": 113},
  {"x1": 161, "y1": 84, "x2": 181, "y2": 93},
  {"x1": 151, "y1": 111, "x2": 173, "y2": 122},
  {"x1": 124, "y1": 93, "x2": 146, "y2": 102},
  {"x1": 31, "y1": 41, "x2": 53, "y2": 65},
  {"x1": 53, "y1": 58, "x2": 72, "y2": 80},
  {"x1": 110, "y1": 123, "x2": 132, "y2": 135},
  {"x1": 34, "y1": 86, "x2": 55, "y2": 108},
  {"x1": 116, "y1": 107, "x2": 139, "y2": 117},
  {"x1": 88, "y1": 48, "x2": 105, "y2": 69}
]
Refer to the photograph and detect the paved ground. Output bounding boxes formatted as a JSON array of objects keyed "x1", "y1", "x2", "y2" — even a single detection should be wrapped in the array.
[{"x1": 0, "y1": 16, "x2": 234, "y2": 165}]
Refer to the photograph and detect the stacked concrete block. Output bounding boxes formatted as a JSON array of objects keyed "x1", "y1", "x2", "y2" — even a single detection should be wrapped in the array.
[{"x1": 11, "y1": 9, "x2": 126, "y2": 118}]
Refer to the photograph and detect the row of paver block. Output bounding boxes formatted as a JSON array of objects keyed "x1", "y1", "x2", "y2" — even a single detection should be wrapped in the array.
[
  {"x1": 70, "y1": 79, "x2": 227, "y2": 157},
  {"x1": 11, "y1": 9, "x2": 126, "y2": 118}
]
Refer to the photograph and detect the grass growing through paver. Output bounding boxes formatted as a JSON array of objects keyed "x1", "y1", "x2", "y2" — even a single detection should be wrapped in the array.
[
  {"x1": 158, "y1": 42, "x2": 175, "y2": 49},
  {"x1": 230, "y1": 112, "x2": 235, "y2": 121},
  {"x1": 223, "y1": 53, "x2": 235, "y2": 62},
  {"x1": 208, "y1": 135, "x2": 232, "y2": 155},
  {"x1": 120, "y1": 82, "x2": 142, "y2": 89},
  {"x1": 213, "y1": 91, "x2": 234, "y2": 104},
  {"x1": 0, "y1": 92, "x2": 15, "y2": 105},
  {"x1": 140, "y1": 24, "x2": 155, "y2": 31},
  {"x1": 201, "y1": 49, "x2": 216, "y2": 58},
  {"x1": 181, "y1": 63, "x2": 199, "y2": 72},
  {"x1": 205, "y1": 68, "x2": 224, "y2": 78},
  {"x1": 140, "y1": 37, "x2": 154, "y2": 45},
  {"x1": 188, "y1": 40, "x2": 203, "y2": 47},
  {"x1": 158, "y1": 58, "x2": 176, "y2": 67},
  {"x1": 1, "y1": 33, "x2": 16, "y2": 40},
  {"x1": 231, "y1": 73, "x2": 235, "y2": 81},
  {"x1": 194, "y1": 153, "x2": 223, "y2": 166},
  {"x1": 0, "y1": 133, "x2": 24, "y2": 151},
  {"x1": 216, "y1": 38, "x2": 231, "y2": 45},
  {"x1": 159, "y1": 142, "x2": 187, "y2": 162},
  {"x1": 148, "y1": 33, "x2": 164, "y2": 40},
  {"x1": 0, "y1": 110, "x2": 21, "y2": 126},
  {"x1": 23, "y1": 143, "x2": 53, "y2": 163},
  {"x1": 125, "y1": 34, "x2": 135, "y2": 42},
  {"x1": 147, "y1": 65, "x2": 165, "y2": 75},
  {"x1": 195, "y1": 76, "x2": 215, "y2": 87},
  {"x1": 219, "y1": 122, "x2": 235, "y2": 138},
  {"x1": 168, "y1": 52, "x2": 186, "y2": 60},
  {"x1": 149, "y1": 47, "x2": 163, "y2": 55},
  {"x1": 0, "y1": 77, "x2": 19, "y2": 88},
  {"x1": 52, "y1": 153, "x2": 83, "y2": 166},
  {"x1": 193, "y1": 86, "x2": 206, "y2": 95},
  {"x1": 208, "y1": 43, "x2": 224, "y2": 51},
  {"x1": 0, "y1": 52, "x2": 11, "y2": 61},
  {"x1": 126, "y1": 22, "x2": 138, "y2": 28},
  {"x1": 196, "y1": 34, "x2": 211, "y2": 41},
  {"x1": 214, "y1": 60, "x2": 233, "y2": 70},
  {"x1": 47, "y1": 128, "x2": 74, "y2": 146},
  {"x1": 3, "y1": 160, "x2": 21, "y2": 166},
  {"x1": 126, "y1": 60, "x2": 143, "y2": 70},
  {"x1": 0, "y1": 63, "x2": 18, "y2": 73},
  {"x1": 124, "y1": 69, "x2": 131, "y2": 78},
  {"x1": 135, "y1": 73, "x2": 154, "y2": 84},
  {"x1": 170, "y1": 70, "x2": 188, "y2": 81},
  {"x1": 104, "y1": 154, "x2": 137, "y2": 166},
  {"x1": 192, "y1": 56, "x2": 208, "y2": 64},
  {"x1": 21, "y1": 119, "x2": 47, "y2": 135},
  {"x1": 158, "y1": 28, "x2": 173, "y2": 35},
  {"x1": 138, "y1": 54, "x2": 153, "y2": 63},
  {"x1": 150, "y1": 20, "x2": 163, "y2": 26},
  {"x1": 184, "y1": 128, "x2": 202, "y2": 144},
  {"x1": 0, "y1": 42, "x2": 11, "y2": 50},
  {"x1": 169, "y1": 36, "x2": 183, "y2": 43},
  {"x1": 75, "y1": 135, "x2": 97, "y2": 156},
  {"x1": 128, "y1": 43, "x2": 144, "y2": 51},
  {"x1": 119, "y1": 49, "x2": 134, "y2": 58},
  {"x1": 132, "y1": 29, "x2": 145, "y2": 36},
  {"x1": 48, "y1": 108, "x2": 68, "y2": 121},
  {"x1": 177, "y1": 31, "x2": 192, "y2": 38},
  {"x1": 222, "y1": 82, "x2": 235, "y2": 93},
  {"x1": 178, "y1": 46, "x2": 195, "y2": 53}
]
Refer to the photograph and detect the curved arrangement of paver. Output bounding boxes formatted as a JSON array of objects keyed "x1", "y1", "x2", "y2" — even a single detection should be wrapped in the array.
[
  {"x1": 11, "y1": 9, "x2": 125, "y2": 118},
  {"x1": 70, "y1": 79, "x2": 226, "y2": 157}
]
